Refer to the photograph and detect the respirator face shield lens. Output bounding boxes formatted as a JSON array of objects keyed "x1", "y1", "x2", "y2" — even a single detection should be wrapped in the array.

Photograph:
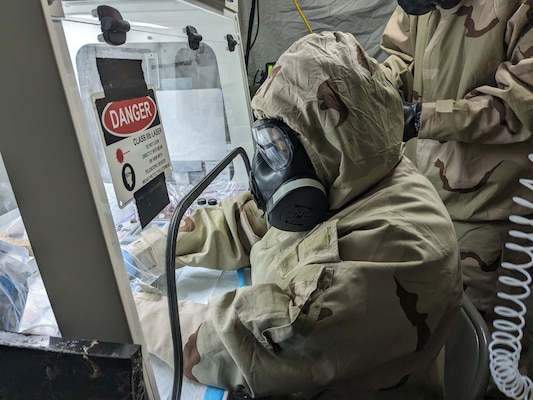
[{"x1": 251, "y1": 120, "x2": 294, "y2": 171}]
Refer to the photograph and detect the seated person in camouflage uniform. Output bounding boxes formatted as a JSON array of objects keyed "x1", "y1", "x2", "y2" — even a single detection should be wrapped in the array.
[{"x1": 135, "y1": 31, "x2": 463, "y2": 399}]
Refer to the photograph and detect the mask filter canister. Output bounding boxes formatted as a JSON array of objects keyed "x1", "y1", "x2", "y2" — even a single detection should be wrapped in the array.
[{"x1": 267, "y1": 177, "x2": 328, "y2": 231}]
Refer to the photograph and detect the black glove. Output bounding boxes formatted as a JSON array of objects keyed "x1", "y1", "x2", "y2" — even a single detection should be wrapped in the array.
[{"x1": 402, "y1": 101, "x2": 422, "y2": 142}]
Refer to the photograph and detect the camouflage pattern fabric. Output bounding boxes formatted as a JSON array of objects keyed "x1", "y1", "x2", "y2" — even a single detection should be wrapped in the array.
[
  {"x1": 151, "y1": 31, "x2": 463, "y2": 399},
  {"x1": 380, "y1": 0, "x2": 533, "y2": 324}
]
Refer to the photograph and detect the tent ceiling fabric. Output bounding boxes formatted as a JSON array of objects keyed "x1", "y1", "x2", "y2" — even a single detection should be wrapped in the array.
[{"x1": 238, "y1": 0, "x2": 398, "y2": 85}]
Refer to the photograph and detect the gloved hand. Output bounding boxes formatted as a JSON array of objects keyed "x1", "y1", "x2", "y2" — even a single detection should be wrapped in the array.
[
  {"x1": 133, "y1": 291, "x2": 210, "y2": 370},
  {"x1": 402, "y1": 101, "x2": 422, "y2": 142}
]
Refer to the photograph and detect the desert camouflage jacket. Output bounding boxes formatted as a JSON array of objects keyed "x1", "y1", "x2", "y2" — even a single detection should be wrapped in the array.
[
  {"x1": 165, "y1": 32, "x2": 463, "y2": 399},
  {"x1": 380, "y1": 0, "x2": 533, "y2": 223}
]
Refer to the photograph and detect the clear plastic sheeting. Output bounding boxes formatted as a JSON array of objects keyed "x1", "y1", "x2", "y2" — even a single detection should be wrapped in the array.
[
  {"x1": 18, "y1": 268, "x2": 61, "y2": 337},
  {"x1": 0, "y1": 214, "x2": 60, "y2": 337},
  {"x1": 175, "y1": 266, "x2": 250, "y2": 304},
  {"x1": 0, "y1": 240, "x2": 33, "y2": 333},
  {"x1": 0, "y1": 155, "x2": 16, "y2": 216}
]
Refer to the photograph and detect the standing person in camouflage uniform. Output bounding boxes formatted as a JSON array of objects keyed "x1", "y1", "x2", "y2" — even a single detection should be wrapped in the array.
[
  {"x1": 380, "y1": 0, "x2": 533, "y2": 346},
  {"x1": 134, "y1": 31, "x2": 462, "y2": 399},
  {"x1": 379, "y1": 0, "x2": 533, "y2": 397}
]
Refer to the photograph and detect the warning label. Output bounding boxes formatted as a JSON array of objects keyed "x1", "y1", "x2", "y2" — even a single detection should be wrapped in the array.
[{"x1": 92, "y1": 87, "x2": 171, "y2": 207}]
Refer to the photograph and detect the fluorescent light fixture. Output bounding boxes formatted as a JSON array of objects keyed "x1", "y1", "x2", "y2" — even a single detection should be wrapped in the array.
[{"x1": 67, "y1": 14, "x2": 172, "y2": 30}]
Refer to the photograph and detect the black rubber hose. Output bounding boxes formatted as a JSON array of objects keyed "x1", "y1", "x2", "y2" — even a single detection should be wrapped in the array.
[{"x1": 166, "y1": 147, "x2": 251, "y2": 399}]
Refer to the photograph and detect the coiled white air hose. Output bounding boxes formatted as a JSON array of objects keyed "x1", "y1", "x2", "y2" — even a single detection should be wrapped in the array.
[{"x1": 489, "y1": 153, "x2": 533, "y2": 399}]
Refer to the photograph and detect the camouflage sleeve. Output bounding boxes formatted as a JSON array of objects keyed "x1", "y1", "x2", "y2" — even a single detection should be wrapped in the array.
[
  {"x1": 175, "y1": 191, "x2": 268, "y2": 270},
  {"x1": 379, "y1": 6, "x2": 415, "y2": 100},
  {"x1": 380, "y1": 2, "x2": 533, "y2": 144},
  {"x1": 183, "y1": 284, "x2": 296, "y2": 395},
  {"x1": 419, "y1": 1, "x2": 533, "y2": 144}
]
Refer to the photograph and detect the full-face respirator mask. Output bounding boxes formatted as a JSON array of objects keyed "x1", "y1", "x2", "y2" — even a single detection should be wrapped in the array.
[
  {"x1": 397, "y1": 0, "x2": 461, "y2": 15},
  {"x1": 249, "y1": 119, "x2": 329, "y2": 232}
]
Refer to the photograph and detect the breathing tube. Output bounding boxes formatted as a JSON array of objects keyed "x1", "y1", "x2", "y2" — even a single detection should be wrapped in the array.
[{"x1": 489, "y1": 153, "x2": 533, "y2": 399}]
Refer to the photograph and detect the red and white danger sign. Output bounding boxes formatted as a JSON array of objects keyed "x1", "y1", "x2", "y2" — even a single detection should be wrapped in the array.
[
  {"x1": 93, "y1": 87, "x2": 171, "y2": 208},
  {"x1": 101, "y1": 96, "x2": 157, "y2": 136}
]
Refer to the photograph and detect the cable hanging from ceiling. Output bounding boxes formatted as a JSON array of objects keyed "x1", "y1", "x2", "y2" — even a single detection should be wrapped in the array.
[{"x1": 292, "y1": 0, "x2": 313, "y2": 33}]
